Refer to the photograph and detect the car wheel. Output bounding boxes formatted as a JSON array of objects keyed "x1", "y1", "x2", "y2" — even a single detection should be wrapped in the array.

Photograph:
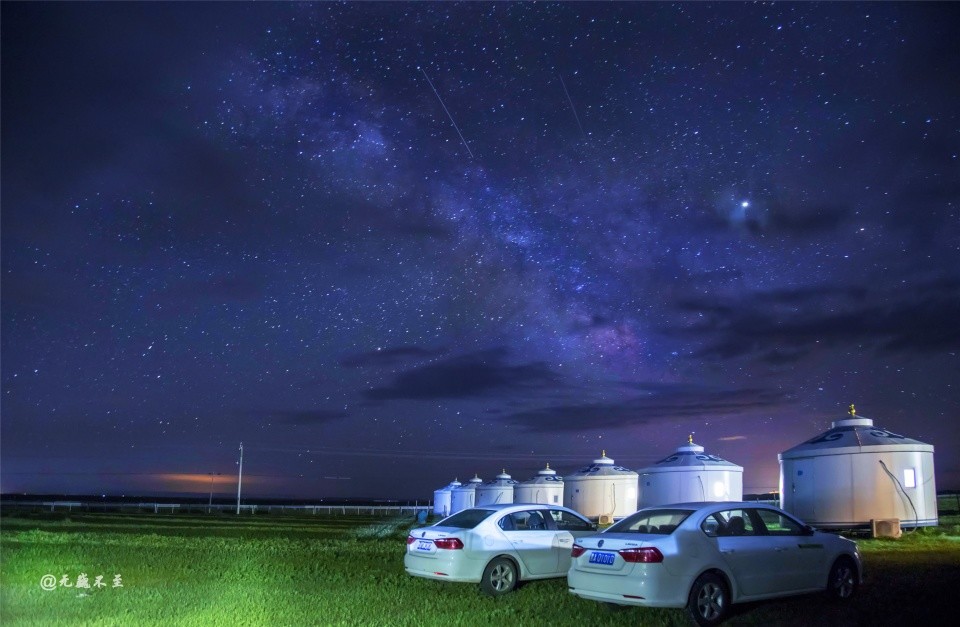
[
  {"x1": 686, "y1": 572, "x2": 728, "y2": 627},
  {"x1": 826, "y1": 556, "x2": 858, "y2": 601},
  {"x1": 480, "y1": 557, "x2": 517, "y2": 597}
]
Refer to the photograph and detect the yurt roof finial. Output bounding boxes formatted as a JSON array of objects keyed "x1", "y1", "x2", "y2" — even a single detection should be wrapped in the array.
[
  {"x1": 688, "y1": 434, "x2": 694, "y2": 444},
  {"x1": 545, "y1": 462, "x2": 550, "y2": 469},
  {"x1": 602, "y1": 449, "x2": 606, "y2": 457},
  {"x1": 849, "y1": 403, "x2": 856, "y2": 416}
]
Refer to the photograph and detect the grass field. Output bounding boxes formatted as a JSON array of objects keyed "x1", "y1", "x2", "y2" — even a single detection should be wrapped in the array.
[{"x1": 2, "y1": 511, "x2": 960, "y2": 626}]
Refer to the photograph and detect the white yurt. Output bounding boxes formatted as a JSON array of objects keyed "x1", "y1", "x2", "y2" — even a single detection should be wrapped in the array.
[
  {"x1": 514, "y1": 463, "x2": 565, "y2": 505},
  {"x1": 779, "y1": 405, "x2": 938, "y2": 529},
  {"x1": 637, "y1": 436, "x2": 743, "y2": 507},
  {"x1": 563, "y1": 451, "x2": 638, "y2": 521},
  {"x1": 476, "y1": 469, "x2": 517, "y2": 506},
  {"x1": 449, "y1": 475, "x2": 484, "y2": 514},
  {"x1": 432, "y1": 478, "x2": 462, "y2": 517}
]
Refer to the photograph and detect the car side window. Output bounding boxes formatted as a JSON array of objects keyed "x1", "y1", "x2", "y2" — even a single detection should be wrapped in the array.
[
  {"x1": 506, "y1": 510, "x2": 550, "y2": 531},
  {"x1": 498, "y1": 515, "x2": 515, "y2": 531},
  {"x1": 715, "y1": 509, "x2": 756, "y2": 536},
  {"x1": 701, "y1": 514, "x2": 724, "y2": 537},
  {"x1": 548, "y1": 509, "x2": 593, "y2": 531},
  {"x1": 755, "y1": 508, "x2": 806, "y2": 536}
]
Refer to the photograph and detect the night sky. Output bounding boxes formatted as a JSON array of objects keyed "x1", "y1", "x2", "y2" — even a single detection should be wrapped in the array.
[{"x1": 2, "y1": 2, "x2": 958, "y2": 502}]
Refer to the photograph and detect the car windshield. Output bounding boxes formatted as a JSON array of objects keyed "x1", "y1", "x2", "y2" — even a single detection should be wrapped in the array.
[
  {"x1": 606, "y1": 508, "x2": 693, "y2": 534},
  {"x1": 435, "y1": 509, "x2": 495, "y2": 529}
]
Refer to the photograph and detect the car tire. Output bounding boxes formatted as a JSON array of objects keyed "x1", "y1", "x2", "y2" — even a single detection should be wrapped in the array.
[
  {"x1": 826, "y1": 556, "x2": 858, "y2": 601},
  {"x1": 480, "y1": 557, "x2": 518, "y2": 597},
  {"x1": 686, "y1": 572, "x2": 729, "y2": 627}
]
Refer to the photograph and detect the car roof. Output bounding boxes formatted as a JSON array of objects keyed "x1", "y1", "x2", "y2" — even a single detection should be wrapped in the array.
[
  {"x1": 463, "y1": 503, "x2": 575, "y2": 513},
  {"x1": 637, "y1": 501, "x2": 781, "y2": 512}
]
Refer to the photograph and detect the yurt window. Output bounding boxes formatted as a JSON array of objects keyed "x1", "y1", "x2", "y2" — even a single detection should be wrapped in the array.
[{"x1": 903, "y1": 468, "x2": 917, "y2": 488}]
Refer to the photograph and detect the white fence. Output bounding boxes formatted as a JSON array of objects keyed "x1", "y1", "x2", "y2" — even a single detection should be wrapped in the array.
[{"x1": 0, "y1": 500, "x2": 432, "y2": 516}]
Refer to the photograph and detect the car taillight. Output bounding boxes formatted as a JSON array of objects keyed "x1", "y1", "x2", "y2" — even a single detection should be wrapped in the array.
[
  {"x1": 406, "y1": 536, "x2": 416, "y2": 545},
  {"x1": 618, "y1": 547, "x2": 663, "y2": 563},
  {"x1": 433, "y1": 537, "x2": 464, "y2": 550},
  {"x1": 571, "y1": 544, "x2": 586, "y2": 558}
]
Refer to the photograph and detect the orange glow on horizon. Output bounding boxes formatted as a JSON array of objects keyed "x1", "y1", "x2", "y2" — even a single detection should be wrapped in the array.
[{"x1": 157, "y1": 473, "x2": 261, "y2": 486}]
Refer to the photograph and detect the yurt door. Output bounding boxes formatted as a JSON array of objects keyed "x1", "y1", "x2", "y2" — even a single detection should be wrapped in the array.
[{"x1": 792, "y1": 460, "x2": 816, "y2": 521}]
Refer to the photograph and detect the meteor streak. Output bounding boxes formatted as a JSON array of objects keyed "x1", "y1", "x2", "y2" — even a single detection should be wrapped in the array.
[
  {"x1": 420, "y1": 67, "x2": 474, "y2": 158},
  {"x1": 557, "y1": 72, "x2": 587, "y2": 142}
]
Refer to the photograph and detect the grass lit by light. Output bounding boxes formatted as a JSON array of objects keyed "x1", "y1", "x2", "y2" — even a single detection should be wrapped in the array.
[{"x1": 2, "y1": 511, "x2": 959, "y2": 626}]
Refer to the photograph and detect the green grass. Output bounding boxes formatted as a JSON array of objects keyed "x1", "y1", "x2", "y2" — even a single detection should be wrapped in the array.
[{"x1": 2, "y1": 512, "x2": 959, "y2": 626}]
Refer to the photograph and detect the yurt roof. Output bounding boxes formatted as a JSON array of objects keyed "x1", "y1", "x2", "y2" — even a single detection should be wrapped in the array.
[
  {"x1": 566, "y1": 451, "x2": 638, "y2": 478},
  {"x1": 435, "y1": 478, "x2": 462, "y2": 491},
  {"x1": 639, "y1": 436, "x2": 743, "y2": 472},
  {"x1": 482, "y1": 470, "x2": 518, "y2": 486},
  {"x1": 536, "y1": 463, "x2": 557, "y2": 476},
  {"x1": 780, "y1": 405, "x2": 933, "y2": 459},
  {"x1": 520, "y1": 463, "x2": 564, "y2": 484},
  {"x1": 454, "y1": 474, "x2": 484, "y2": 489}
]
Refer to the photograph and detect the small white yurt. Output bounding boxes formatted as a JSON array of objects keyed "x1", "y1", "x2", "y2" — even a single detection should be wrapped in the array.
[
  {"x1": 779, "y1": 405, "x2": 938, "y2": 529},
  {"x1": 637, "y1": 436, "x2": 743, "y2": 507},
  {"x1": 476, "y1": 469, "x2": 517, "y2": 506},
  {"x1": 564, "y1": 451, "x2": 638, "y2": 521},
  {"x1": 432, "y1": 478, "x2": 462, "y2": 517},
  {"x1": 514, "y1": 463, "x2": 565, "y2": 505},
  {"x1": 449, "y1": 475, "x2": 484, "y2": 514}
]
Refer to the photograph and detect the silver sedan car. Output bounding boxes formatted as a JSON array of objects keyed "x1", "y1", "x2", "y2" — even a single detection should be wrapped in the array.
[
  {"x1": 568, "y1": 502, "x2": 862, "y2": 626},
  {"x1": 405, "y1": 503, "x2": 597, "y2": 596}
]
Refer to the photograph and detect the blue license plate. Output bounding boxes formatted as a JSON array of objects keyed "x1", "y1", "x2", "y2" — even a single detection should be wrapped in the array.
[
  {"x1": 416, "y1": 540, "x2": 433, "y2": 551},
  {"x1": 589, "y1": 551, "x2": 615, "y2": 565}
]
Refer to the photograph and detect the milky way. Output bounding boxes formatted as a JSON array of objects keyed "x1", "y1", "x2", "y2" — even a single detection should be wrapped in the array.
[{"x1": 2, "y1": 2, "x2": 958, "y2": 499}]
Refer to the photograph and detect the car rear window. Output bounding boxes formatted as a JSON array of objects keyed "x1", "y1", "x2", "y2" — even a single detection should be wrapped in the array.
[
  {"x1": 436, "y1": 509, "x2": 495, "y2": 529},
  {"x1": 606, "y1": 509, "x2": 692, "y2": 534}
]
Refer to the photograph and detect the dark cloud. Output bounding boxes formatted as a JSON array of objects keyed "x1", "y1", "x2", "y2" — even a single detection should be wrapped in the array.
[
  {"x1": 362, "y1": 348, "x2": 559, "y2": 401},
  {"x1": 505, "y1": 386, "x2": 789, "y2": 432},
  {"x1": 765, "y1": 204, "x2": 850, "y2": 236},
  {"x1": 676, "y1": 280, "x2": 960, "y2": 360}
]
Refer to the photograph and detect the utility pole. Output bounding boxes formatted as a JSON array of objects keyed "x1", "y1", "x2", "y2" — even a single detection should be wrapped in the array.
[
  {"x1": 208, "y1": 472, "x2": 220, "y2": 514},
  {"x1": 236, "y1": 442, "x2": 244, "y2": 515}
]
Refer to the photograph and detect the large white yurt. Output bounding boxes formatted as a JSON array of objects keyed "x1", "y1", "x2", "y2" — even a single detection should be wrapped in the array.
[
  {"x1": 449, "y1": 475, "x2": 484, "y2": 514},
  {"x1": 638, "y1": 436, "x2": 743, "y2": 507},
  {"x1": 432, "y1": 478, "x2": 462, "y2": 517},
  {"x1": 779, "y1": 405, "x2": 938, "y2": 529},
  {"x1": 514, "y1": 463, "x2": 565, "y2": 505},
  {"x1": 564, "y1": 451, "x2": 638, "y2": 521},
  {"x1": 476, "y1": 470, "x2": 517, "y2": 506}
]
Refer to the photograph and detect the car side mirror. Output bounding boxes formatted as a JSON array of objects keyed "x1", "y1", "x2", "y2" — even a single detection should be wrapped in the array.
[{"x1": 803, "y1": 525, "x2": 816, "y2": 536}]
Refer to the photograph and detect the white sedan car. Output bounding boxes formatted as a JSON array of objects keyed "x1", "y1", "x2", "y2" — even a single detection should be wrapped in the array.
[
  {"x1": 568, "y1": 502, "x2": 862, "y2": 626},
  {"x1": 405, "y1": 503, "x2": 597, "y2": 596}
]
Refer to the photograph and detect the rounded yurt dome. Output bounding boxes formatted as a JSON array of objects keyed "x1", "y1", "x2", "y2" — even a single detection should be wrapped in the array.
[
  {"x1": 449, "y1": 475, "x2": 484, "y2": 514},
  {"x1": 563, "y1": 451, "x2": 638, "y2": 521},
  {"x1": 779, "y1": 405, "x2": 937, "y2": 529},
  {"x1": 476, "y1": 469, "x2": 517, "y2": 506},
  {"x1": 432, "y1": 478, "x2": 462, "y2": 517},
  {"x1": 637, "y1": 436, "x2": 743, "y2": 507},
  {"x1": 514, "y1": 463, "x2": 565, "y2": 505}
]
